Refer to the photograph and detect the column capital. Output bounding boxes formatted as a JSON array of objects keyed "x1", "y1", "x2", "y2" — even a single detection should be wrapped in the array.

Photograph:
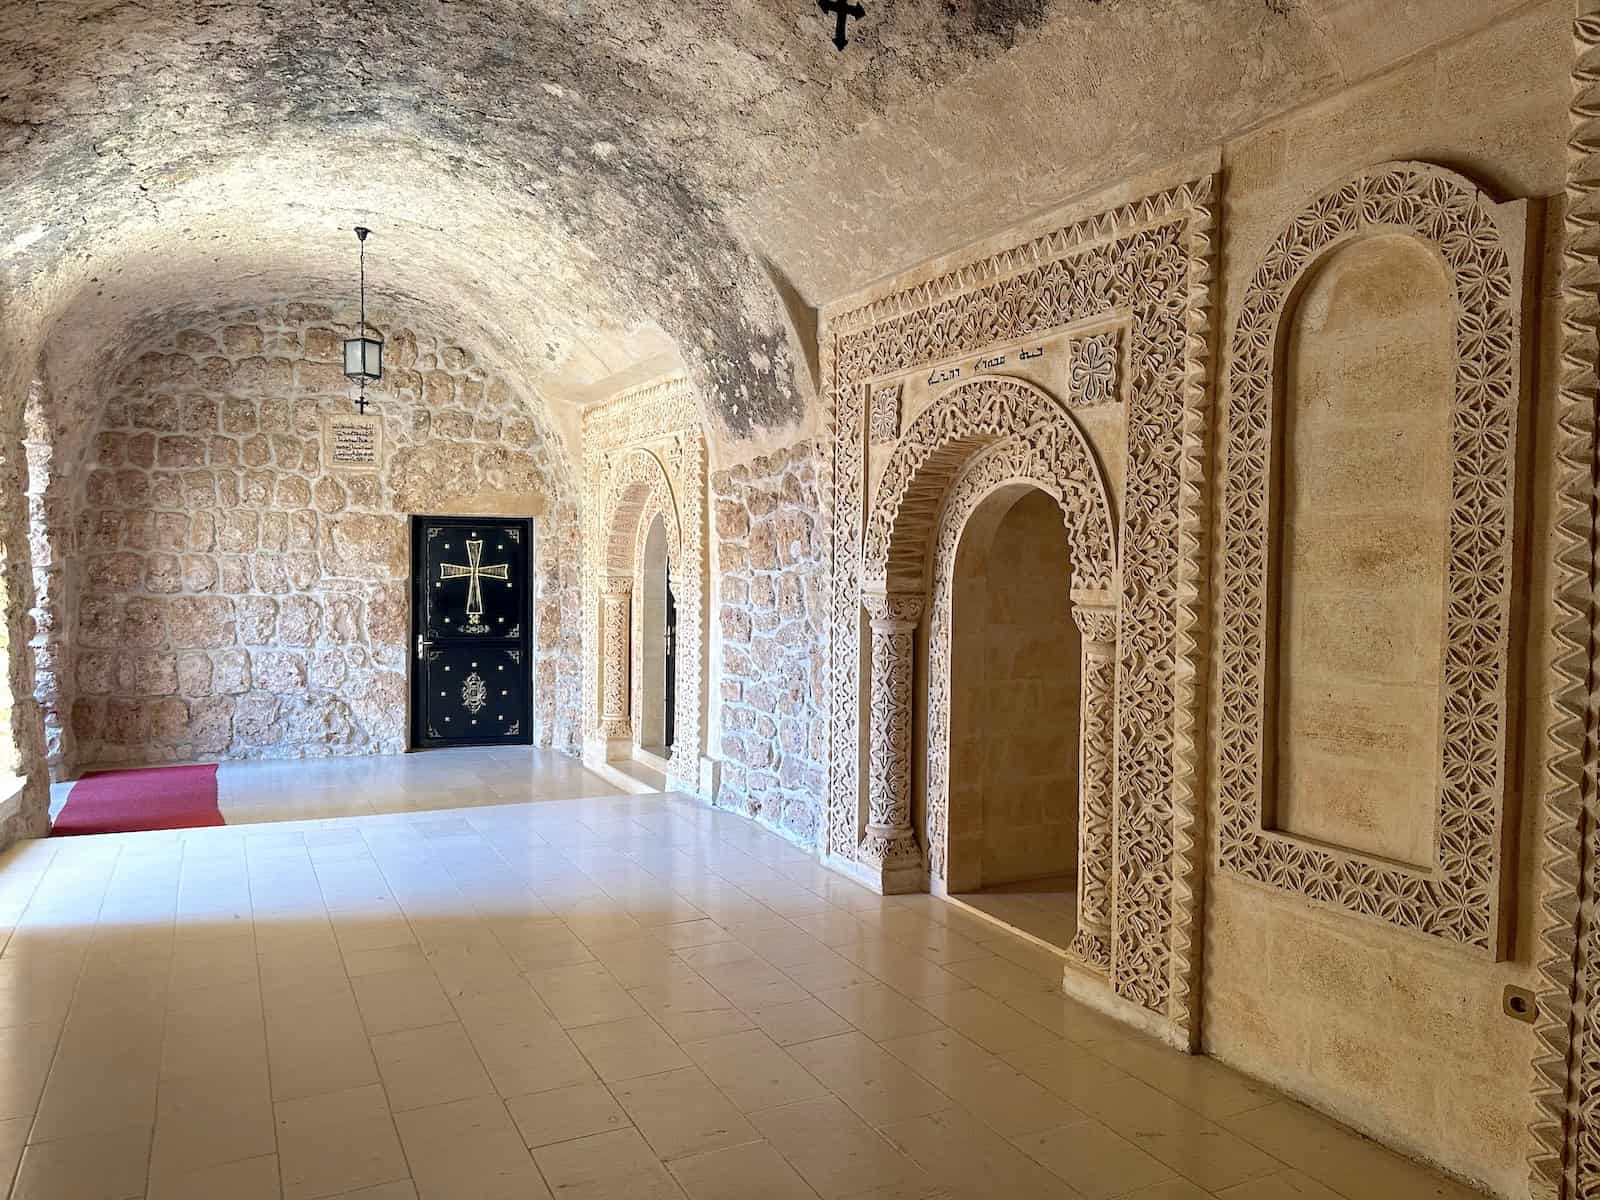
[
  {"x1": 862, "y1": 587, "x2": 923, "y2": 629},
  {"x1": 1072, "y1": 603, "x2": 1117, "y2": 648},
  {"x1": 600, "y1": 573, "x2": 633, "y2": 598}
]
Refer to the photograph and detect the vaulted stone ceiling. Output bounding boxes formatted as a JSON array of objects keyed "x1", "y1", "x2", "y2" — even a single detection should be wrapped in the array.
[{"x1": 0, "y1": 0, "x2": 1527, "y2": 444}]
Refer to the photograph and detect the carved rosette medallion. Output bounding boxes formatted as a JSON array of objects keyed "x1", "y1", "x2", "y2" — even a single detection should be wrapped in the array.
[
  {"x1": 869, "y1": 384, "x2": 902, "y2": 444},
  {"x1": 1068, "y1": 331, "x2": 1120, "y2": 407}
]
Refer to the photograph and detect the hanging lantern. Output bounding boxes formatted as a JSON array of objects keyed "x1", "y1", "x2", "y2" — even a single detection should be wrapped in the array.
[{"x1": 342, "y1": 226, "x2": 383, "y2": 412}]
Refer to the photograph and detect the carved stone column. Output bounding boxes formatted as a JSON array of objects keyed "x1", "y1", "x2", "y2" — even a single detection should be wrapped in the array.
[
  {"x1": 859, "y1": 588, "x2": 924, "y2": 893},
  {"x1": 599, "y1": 575, "x2": 632, "y2": 741},
  {"x1": 1069, "y1": 604, "x2": 1117, "y2": 973}
]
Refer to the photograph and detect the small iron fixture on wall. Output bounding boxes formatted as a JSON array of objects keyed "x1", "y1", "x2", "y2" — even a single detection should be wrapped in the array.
[{"x1": 343, "y1": 226, "x2": 383, "y2": 413}]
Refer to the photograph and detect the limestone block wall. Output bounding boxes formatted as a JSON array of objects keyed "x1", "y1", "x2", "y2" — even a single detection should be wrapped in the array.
[
  {"x1": 61, "y1": 307, "x2": 580, "y2": 770},
  {"x1": 948, "y1": 489, "x2": 1081, "y2": 890},
  {"x1": 711, "y1": 440, "x2": 828, "y2": 846},
  {"x1": 1199, "y1": 5, "x2": 1571, "y2": 1196}
]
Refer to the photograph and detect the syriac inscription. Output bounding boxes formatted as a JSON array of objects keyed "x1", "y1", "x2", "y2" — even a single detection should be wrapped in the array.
[{"x1": 324, "y1": 413, "x2": 381, "y2": 470}]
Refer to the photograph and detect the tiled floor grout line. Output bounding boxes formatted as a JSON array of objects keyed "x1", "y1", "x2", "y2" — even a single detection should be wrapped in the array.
[{"x1": 355, "y1": 813, "x2": 548, "y2": 1200}]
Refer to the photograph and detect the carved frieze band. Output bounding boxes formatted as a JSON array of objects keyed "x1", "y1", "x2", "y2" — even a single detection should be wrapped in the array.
[
  {"x1": 599, "y1": 577, "x2": 632, "y2": 737},
  {"x1": 1217, "y1": 162, "x2": 1519, "y2": 952},
  {"x1": 1070, "y1": 637, "x2": 1116, "y2": 974},
  {"x1": 827, "y1": 177, "x2": 1215, "y2": 1022}
]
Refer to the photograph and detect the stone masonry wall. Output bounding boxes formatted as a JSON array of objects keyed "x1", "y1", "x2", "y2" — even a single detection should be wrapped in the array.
[
  {"x1": 712, "y1": 440, "x2": 827, "y2": 845},
  {"x1": 64, "y1": 306, "x2": 581, "y2": 769}
]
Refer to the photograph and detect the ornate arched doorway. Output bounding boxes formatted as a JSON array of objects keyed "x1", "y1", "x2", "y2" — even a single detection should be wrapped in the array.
[
  {"x1": 583, "y1": 380, "x2": 707, "y2": 796},
  {"x1": 859, "y1": 376, "x2": 1118, "y2": 971}
]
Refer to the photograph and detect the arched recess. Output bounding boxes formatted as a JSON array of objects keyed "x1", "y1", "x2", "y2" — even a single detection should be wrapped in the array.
[
  {"x1": 1218, "y1": 161, "x2": 1523, "y2": 953},
  {"x1": 596, "y1": 445, "x2": 702, "y2": 789},
  {"x1": 859, "y1": 375, "x2": 1118, "y2": 972}
]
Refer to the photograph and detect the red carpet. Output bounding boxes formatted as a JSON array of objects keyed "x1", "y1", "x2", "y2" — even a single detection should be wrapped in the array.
[{"x1": 52, "y1": 764, "x2": 224, "y2": 836}]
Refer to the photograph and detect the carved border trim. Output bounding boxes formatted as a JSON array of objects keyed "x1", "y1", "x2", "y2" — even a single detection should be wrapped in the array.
[
  {"x1": 1530, "y1": 11, "x2": 1600, "y2": 1197},
  {"x1": 1217, "y1": 162, "x2": 1520, "y2": 952}
]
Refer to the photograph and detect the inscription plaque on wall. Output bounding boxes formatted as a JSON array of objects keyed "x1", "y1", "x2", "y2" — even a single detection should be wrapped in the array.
[{"x1": 324, "y1": 413, "x2": 382, "y2": 471}]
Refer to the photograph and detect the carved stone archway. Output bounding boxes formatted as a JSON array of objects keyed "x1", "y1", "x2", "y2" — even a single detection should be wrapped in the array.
[
  {"x1": 917, "y1": 408, "x2": 1120, "y2": 971},
  {"x1": 825, "y1": 178, "x2": 1215, "y2": 1039},
  {"x1": 583, "y1": 377, "x2": 707, "y2": 796},
  {"x1": 858, "y1": 377, "x2": 1118, "y2": 931},
  {"x1": 597, "y1": 449, "x2": 692, "y2": 773}
]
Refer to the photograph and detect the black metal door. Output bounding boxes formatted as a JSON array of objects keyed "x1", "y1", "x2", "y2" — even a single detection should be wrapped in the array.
[
  {"x1": 410, "y1": 516, "x2": 533, "y2": 748},
  {"x1": 664, "y1": 565, "x2": 677, "y2": 751}
]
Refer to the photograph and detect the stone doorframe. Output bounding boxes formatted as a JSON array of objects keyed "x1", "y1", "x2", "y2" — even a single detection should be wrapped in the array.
[
  {"x1": 853, "y1": 379, "x2": 1119, "y2": 970},
  {"x1": 582, "y1": 376, "x2": 707, "y2": 796},
  {"x1": 915, "y1": 408, "x2": 1120, "y2": 973},
  {"x1": 596, "y1": 447, "x2": 700, "y2": 787},
  {"x1": 823, "y1": 177, "x2": 1215, "y2": 1044}
]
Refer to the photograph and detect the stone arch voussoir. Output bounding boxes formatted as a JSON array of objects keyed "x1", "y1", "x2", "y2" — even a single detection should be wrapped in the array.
[{"x1": 862, "y1": 376, "x2": 1116, "y2": 597}]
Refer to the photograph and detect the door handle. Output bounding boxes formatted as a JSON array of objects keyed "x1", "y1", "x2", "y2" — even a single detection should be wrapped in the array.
[{"x1": 416, "y1": 635, "x2": 432, "y2": 661}]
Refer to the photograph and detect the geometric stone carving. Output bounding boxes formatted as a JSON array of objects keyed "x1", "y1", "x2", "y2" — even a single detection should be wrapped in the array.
[
  {"x1": 869, "y1": 384, "x2": 902, "y2": 443},
  {"x1": 826, "y1": 177, "x2": 1216, "y2": 1031},
  {"x1": 1069, "y1": 603, "x2": 1116, "y2": 973},
  {"x1": 863, "y1": 377, "x2": 1115, "y2": 597},
  {"x1": 599, "y1": 575, "x2": 632, "y2": 739},
  {"x1": 859, "y1": 588, "x2": 923, "y2": 890},
  {"x1": 1067, "y1": 331, "x2": 1119, "y2": 407},
  {"x1": 1217, "y1": 162, "x2": 1521, "y2": 955}
]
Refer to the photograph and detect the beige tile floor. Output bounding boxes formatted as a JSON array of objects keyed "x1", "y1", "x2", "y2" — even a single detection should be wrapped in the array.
[
  {"x1": 2, "y1": 781, "x2": 1487, "y2": 1199},
  {"x1": 954, "y1": 875, "x2": 1078, "y2": 953},
  {"x1": 50, "y1": 747, "x2": 631, "y2": 826}
]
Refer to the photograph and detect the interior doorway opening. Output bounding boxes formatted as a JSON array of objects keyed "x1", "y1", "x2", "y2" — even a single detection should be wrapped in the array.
[
  {"x1": 946, "y1": 486, "x2": 1082, "y2": 951},
  {"x1": 637, "y1": 514, "x2": 671, "y2": 760}
]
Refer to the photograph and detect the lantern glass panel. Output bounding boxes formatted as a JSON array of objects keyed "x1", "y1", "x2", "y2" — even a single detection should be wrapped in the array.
[{"x1": 344, "y1": 337, "x2": 383, "y2": 381}]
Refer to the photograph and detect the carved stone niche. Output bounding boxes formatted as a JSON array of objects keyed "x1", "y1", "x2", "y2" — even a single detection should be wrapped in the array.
[
  {"x1": 824, "y1": 176, "x2": 1216, "y2": 1040},
  {"x1": 1217, "y1": 161, "x2": 1527, "y2": 956}
]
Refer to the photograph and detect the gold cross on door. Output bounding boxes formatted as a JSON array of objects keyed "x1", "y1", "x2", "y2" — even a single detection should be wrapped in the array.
[{"x1": 439, "y1": 538, "x2": 510, "y2": 631}]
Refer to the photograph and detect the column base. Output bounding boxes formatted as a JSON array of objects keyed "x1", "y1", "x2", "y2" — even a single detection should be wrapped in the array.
[{"x1": 854, "y1": 827, "x2": 926, "y2": 895}]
